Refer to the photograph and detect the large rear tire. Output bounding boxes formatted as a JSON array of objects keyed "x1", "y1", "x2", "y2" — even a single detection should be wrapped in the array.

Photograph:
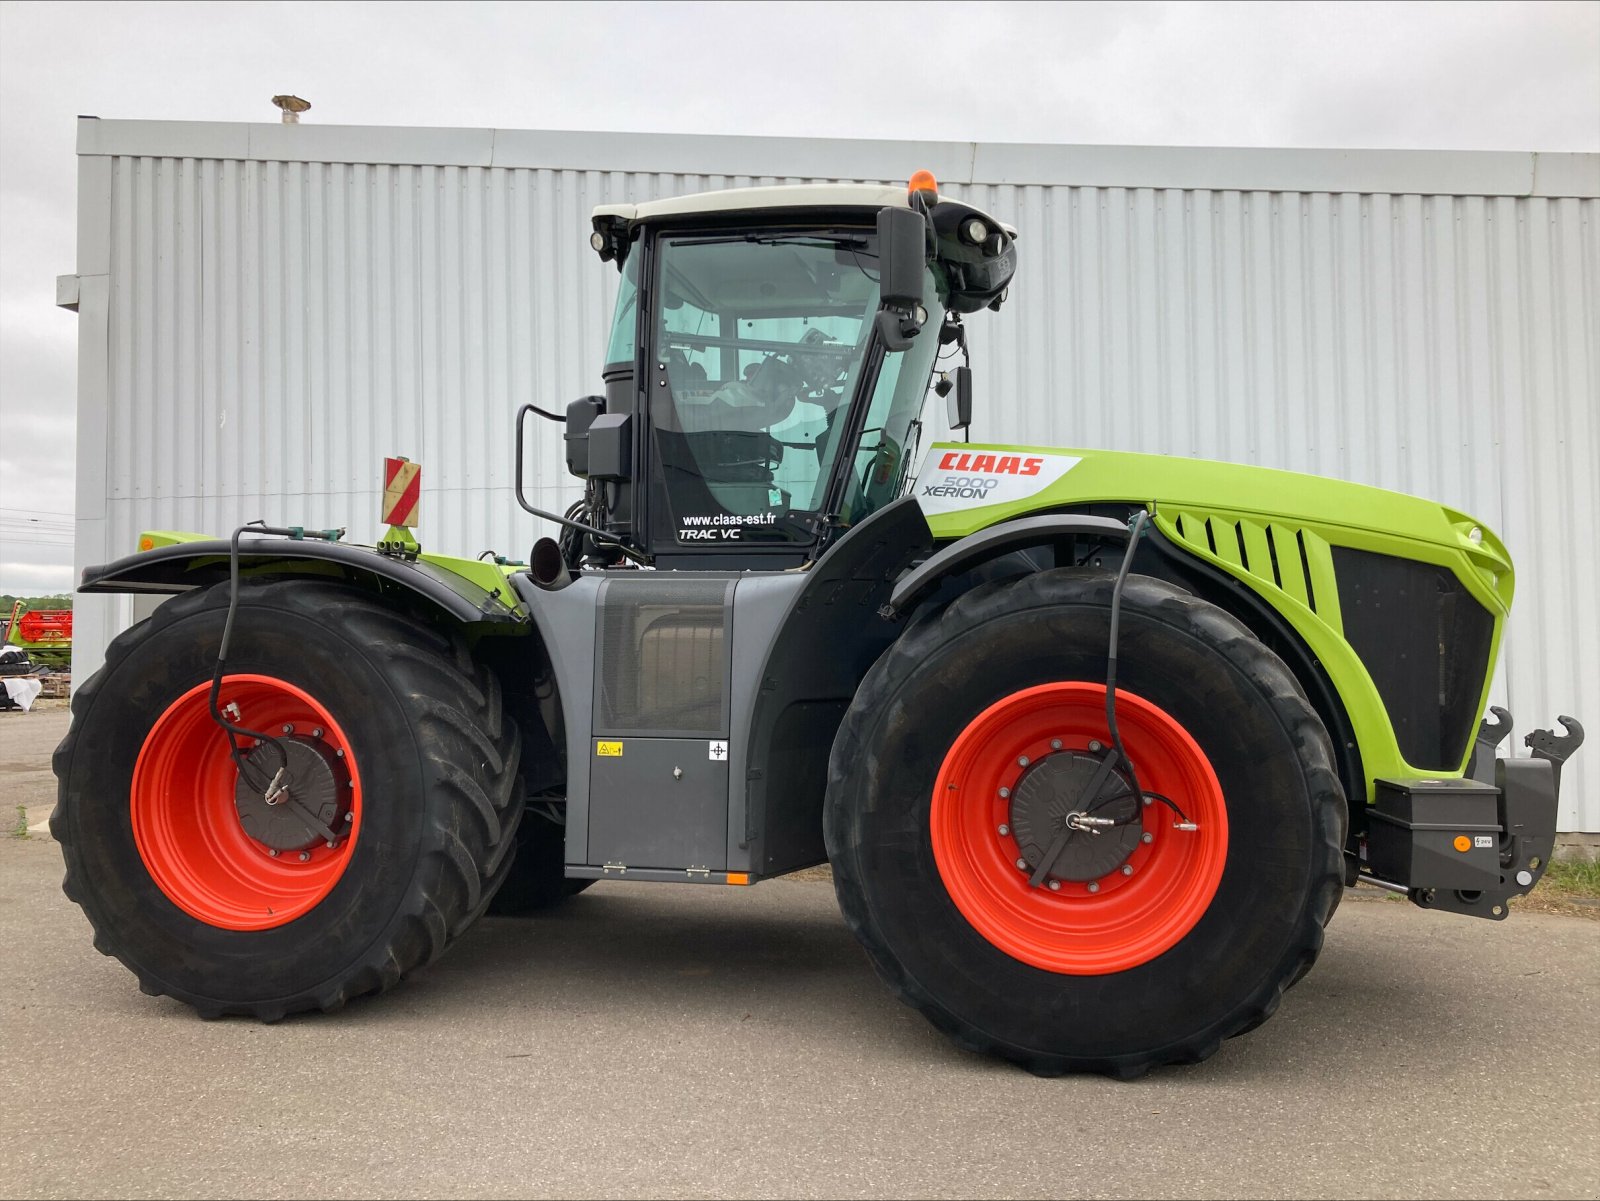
[
  {"x1": 487, "y1": 813, "x2": 592, "y2": 914},
  {"x1": 51, "y1": 580, "x2": 524, "y2": 1019},
  {"x1": 824, "y1": 569, "x2": 1344, "y2": 1077}
]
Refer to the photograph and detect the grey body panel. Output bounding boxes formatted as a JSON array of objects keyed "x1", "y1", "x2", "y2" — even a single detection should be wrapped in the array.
[
  {"x1": 512, "y1": 498, "x2": 933, "y2": 880},
  {"x1": 724, "y1": 573, "x2": 809, "y2": 869},
  {"x1": 589, "y1": 737, "x2": 730, "y2": 869},
  {"x1": 512, "y1": 573, "x2": 604, "y2": 864},
  {"x1": 737, "y1": 499, "x2": 934, "y2": 876}
]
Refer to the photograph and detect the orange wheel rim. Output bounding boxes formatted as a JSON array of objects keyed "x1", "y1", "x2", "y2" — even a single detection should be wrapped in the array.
[
  {"x1": 130, "y1": 674, "x2": 363, "y2": 931},
  {"x1": 931, "y1": 682, "x2": 1227, "y2": 975}
]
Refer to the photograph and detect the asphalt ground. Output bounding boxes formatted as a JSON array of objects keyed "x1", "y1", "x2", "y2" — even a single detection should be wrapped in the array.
[{"x1": 3, "y1": 706, "x2": 1598, "y2": 1200}]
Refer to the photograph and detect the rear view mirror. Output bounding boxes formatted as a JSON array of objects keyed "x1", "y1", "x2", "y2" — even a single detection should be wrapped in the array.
[
  {"x1": 876, "y1": 207, "x2": 926, "y2": 308},
  {"x1": 947, "y1": 366, "x2": 972, "y2": 432},
  {"x1": 876, "y1": 207, "x2": 928, "y2": 352}
]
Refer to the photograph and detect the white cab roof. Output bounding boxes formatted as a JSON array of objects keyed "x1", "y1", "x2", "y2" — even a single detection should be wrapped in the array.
[{"x1": 594, "y1": 183, "x2": 908, "y2": 224}]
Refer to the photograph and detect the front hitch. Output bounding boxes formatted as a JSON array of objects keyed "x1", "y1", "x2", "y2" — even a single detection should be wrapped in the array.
[{"x1": 1359, "y1": 712, "x2": 1583, "y2": 920}]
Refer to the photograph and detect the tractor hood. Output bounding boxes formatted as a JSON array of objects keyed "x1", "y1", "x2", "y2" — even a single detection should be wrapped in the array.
[{"x1": 913, "y1": 442, "x2": 1513, "y2": 613}]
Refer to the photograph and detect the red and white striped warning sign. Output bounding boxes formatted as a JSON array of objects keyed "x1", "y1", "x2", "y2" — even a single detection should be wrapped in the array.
[{"x1": 382, "y1": 457, "x2": 421, "y2": 527}]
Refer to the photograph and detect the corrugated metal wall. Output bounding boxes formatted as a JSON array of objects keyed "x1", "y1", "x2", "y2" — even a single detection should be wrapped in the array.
[{"x1": 68, "y1": 122, "x2": 1599, "y2": 831}]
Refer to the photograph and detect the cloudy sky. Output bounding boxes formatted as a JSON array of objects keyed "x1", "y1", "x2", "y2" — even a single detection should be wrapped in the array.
[{"x1": 1, "y1": 0, "x2": 1596, "y2": 594}]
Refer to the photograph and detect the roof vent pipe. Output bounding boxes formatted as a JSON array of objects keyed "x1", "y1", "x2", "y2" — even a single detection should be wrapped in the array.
[{"x1": 271, "y1": 95, "x2": 311, "y2": 124}]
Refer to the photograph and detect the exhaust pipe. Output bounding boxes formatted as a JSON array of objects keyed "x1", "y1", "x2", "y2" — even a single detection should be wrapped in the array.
[{"x1": 529, "y1": 537, "x2": 572, "y2": 591}]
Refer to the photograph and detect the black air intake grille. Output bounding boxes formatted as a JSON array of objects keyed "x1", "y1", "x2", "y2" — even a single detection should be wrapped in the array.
[
  {"x1": 595, "y1": 578, "x2": 732, "y2": 737},
  {"x1": 1331, "y1": 547, "x2": 1495, "y2": 771}
]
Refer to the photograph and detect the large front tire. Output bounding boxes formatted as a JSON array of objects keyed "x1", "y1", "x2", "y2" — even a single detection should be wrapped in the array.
[
  {"x1": 825, "y1": 569, "x2": 1344, "y2": 1077},
  {"x1": 51, "y1": 580, "x2": 524, "y2": 1019}
]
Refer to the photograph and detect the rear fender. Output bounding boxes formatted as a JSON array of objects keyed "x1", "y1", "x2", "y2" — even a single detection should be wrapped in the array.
[{"x1": 78, "y1": 536, "x2": 526, "y2": 627}]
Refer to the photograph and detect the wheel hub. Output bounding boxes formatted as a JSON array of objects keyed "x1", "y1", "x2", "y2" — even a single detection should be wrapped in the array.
[
  {"x1": 1008, "y1": 751, "x2": 1142, "y2": 882},
  {"x1": 233, "y1": 736, "x2": 349, "y2": 852}
]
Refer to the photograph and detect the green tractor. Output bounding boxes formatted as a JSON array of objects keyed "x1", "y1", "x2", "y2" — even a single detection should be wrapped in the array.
[{"x1": 53, "y1": 172, "x2": 1581, "y2": 1077}]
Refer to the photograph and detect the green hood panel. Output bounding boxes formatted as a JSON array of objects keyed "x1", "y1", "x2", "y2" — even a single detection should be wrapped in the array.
[
  {"x1": 913, "y1": 442, "x2": 1514, "y2": 796},
  {"x1": 918, "y1": 443, "x2": 1509, "y2": 580}
]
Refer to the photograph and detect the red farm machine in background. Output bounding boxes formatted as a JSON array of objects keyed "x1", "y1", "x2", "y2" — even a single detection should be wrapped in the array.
[{"x1": 5, "y1": 600, "x2": 72, "y2": 670}]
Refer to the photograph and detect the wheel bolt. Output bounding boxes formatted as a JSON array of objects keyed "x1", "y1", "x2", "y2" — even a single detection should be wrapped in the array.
[
  {"x1": 335, "y1": 748, "x2": 345, "y2": 759},
  {"x1": 1088, "y1": 740, "x2": 1103, "y2": 753},
  {"x1": 298, "y1": 851, "x2": 311, "y2": 862},
  {"x1": 311, "y1": 727, "x2": 324, "y2": 739},
  {"x1": 1141, "y1": 832, "x2": 1154, "y2": 844},
  {"x1": 1141, "y1": 795, "x2": 1153, "y2": 807},
  {"x1": 998, "y1": 824, "x2": 1010, "y2": 836},
  {"x1": 268, "y1": 848, "x2": 279, "y2": 858},
  {"x1": 1047, "y1": 879, "x2": 1061, "y2": 891},
  {"x1": 1087, "y1": 881, "x2": 1100, "y2": 893},
  {"x1": 1122, "y1": 864, "x2": 1134, "y2": 876},
  {"x1": 1015, "y1": 857, "x2": 1029, "y2": 870},
  {"x1": 1017, "y1": 756, "x2": 1030, "y2": 768},
  {"x1": 998, "y1": 787, "x2": 1010, "y2": 799},
  {"x1": 1050, "y1": 739, "x2": 1063, "y2": 751},
  {"x1": 282, "y1": 724, "x2": 294, "y2": 735}
]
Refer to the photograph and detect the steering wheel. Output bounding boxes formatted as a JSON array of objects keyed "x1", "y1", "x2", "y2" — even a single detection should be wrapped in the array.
[{"x1": 688, "y1": 429, "x2": 785, "y2": 477}]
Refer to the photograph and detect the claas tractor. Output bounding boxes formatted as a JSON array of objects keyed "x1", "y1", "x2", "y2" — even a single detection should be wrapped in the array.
[{"x1": 52, "y1": 171, "x2": 1582, "y2": 1077}]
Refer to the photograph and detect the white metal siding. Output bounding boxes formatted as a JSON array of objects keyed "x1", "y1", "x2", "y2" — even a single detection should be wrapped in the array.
[{"x1": 70, "y1": 122, "x2": 1599, "y2": 830}]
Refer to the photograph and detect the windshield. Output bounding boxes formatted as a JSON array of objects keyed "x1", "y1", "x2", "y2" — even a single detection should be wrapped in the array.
[
  {"x1": 650, "y1": 233, "x2": 884, "y2": 546},
  {"x1": 837, "y1": 300, "x2": 942, "y2": 527}
]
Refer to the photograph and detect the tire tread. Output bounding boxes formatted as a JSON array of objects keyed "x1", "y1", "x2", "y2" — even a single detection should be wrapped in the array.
[{"x1": 52, "y1": 580, "x2": 524, "y2": 1020}]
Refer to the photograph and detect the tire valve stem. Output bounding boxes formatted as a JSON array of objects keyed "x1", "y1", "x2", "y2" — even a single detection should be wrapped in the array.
[{"x1": 1173, "y1": 821, "x2": 1199, "y2": 832}]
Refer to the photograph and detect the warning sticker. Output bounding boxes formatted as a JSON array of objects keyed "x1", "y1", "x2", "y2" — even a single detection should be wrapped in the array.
[
  {"x1": 1474, "y1": 835, "x2": 1494, "y2": 849},
  {"x1": 914, "y1": 447, "x2": 1082, "y2": 516},
  {"x1": 709, "y1": 740, "x2": 729, "y2": 761},
  {"x1": 596, "y1": 741, "x2": 624, "y2": 758}
]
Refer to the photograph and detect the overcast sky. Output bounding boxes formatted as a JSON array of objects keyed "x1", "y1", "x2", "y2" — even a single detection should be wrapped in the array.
[{"x1": 1, "y1": 0, "x2": 1596, "y2": 594}]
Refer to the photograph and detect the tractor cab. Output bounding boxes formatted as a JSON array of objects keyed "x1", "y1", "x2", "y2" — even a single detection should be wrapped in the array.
[{"x1": 563, "y1": 177, "x2": 1017, "y2": 570}]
